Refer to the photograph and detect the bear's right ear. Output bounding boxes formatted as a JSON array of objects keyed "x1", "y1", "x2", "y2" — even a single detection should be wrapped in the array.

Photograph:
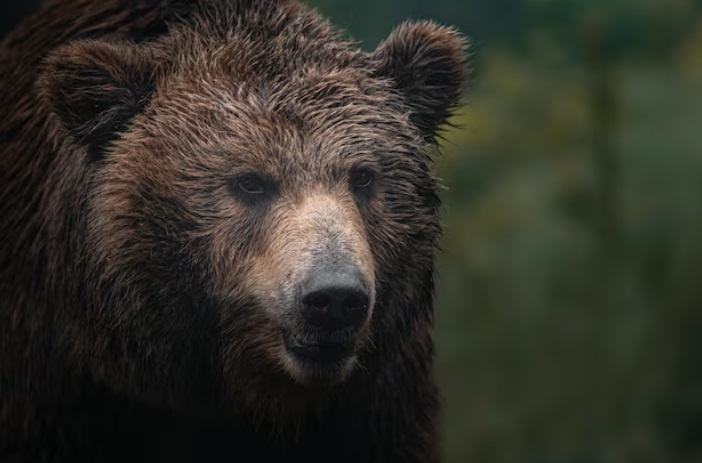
[{"x1": 39, "y1": 40, "x2": 157, "y2": 160}]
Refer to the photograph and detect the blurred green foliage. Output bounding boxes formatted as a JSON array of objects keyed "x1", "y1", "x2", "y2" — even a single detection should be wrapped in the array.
[{"x1": 306, "y1": 1, "x2": 702, "y2": 462}]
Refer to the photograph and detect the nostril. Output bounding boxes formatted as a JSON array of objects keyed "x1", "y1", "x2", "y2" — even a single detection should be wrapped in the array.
[
  {"x1": 303, "y1": 292, "x2": 332, "y2": 313},
  {"x1": 339, "y1": 291, "x2": 369, "y2": 326},
  {"x1": 301, "y1": 285, "x2": 370, "y2": 330},
  {"x1": 341, "y1": 292, "x2": 368, "y2": 312}
]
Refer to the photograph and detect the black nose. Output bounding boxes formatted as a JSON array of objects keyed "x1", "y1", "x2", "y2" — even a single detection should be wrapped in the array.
[{"x1": 301, "y1": 267, "x2": 371, "y2": 331}]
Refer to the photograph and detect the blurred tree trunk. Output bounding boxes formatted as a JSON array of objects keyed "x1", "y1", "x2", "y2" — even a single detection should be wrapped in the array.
[{"x1": 581, "y1": 17, "x2": 622, "y2": 282}]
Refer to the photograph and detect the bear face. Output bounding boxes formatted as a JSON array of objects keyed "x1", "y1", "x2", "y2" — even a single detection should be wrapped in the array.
[{"x1": 37, "y1": 0, "x2": 466, "y2": 413}]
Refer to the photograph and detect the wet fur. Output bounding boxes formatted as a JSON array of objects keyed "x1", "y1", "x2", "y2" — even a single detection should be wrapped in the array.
[{"x1": 0, "y1": 0, "x2": 468, "y2": 461}]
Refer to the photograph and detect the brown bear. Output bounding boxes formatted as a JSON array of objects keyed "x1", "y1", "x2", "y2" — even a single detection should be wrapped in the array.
[{"x1": 0, "y1": 0, "x2": 468, "y2": 461}]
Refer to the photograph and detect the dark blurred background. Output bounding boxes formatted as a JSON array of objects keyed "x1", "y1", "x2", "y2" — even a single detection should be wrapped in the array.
[{"x1": 4, "y1": 1, "x2": 702, "y2": 461}]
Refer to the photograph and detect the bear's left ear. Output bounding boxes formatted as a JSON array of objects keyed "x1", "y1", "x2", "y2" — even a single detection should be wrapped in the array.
[
  {"x1": 39, "y1": 39, "x2": 157, "y2": 160},
  {"x1": 372, "y1": 21, "x2": 469, "y2": 142}
]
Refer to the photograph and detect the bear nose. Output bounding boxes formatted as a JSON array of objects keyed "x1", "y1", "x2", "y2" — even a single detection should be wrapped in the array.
[{"x1": 301, "y1": 267, "x2": 370, "y2": 331}]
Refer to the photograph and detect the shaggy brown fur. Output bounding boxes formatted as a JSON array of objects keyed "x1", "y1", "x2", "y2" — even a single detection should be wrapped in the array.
[{"x1": 0, "y1": 0, "x2": 468, "y2": 461}]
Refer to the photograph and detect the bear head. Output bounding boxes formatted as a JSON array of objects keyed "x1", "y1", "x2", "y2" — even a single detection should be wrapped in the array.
[{"x1": 38, "y1": 0, "x2": 467, "y2": 414}]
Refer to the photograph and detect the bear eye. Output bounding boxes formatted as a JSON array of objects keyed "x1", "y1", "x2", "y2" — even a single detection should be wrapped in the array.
[
  {"x1": 236, "y1": 173, "x2": 267, "y2": 195},
  {"x1": 350, "y1": 168, "x2": 376, "y2": 191},
  {"x1": 230, "y1": 173, "x2": 277, "y2": 207}
]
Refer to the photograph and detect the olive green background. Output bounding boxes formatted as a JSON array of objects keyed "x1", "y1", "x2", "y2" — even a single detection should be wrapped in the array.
[{"x1": 305, "y1": 1, "x2": 702, "y2": 462}]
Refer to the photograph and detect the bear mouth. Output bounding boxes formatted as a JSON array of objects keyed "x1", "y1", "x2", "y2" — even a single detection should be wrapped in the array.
[
  {"x1": 283, "y1": 331, "x2": 355, "y2": 364},
  {"x1": 280, "y1": 328, "x2": 362, "y2": 387}
]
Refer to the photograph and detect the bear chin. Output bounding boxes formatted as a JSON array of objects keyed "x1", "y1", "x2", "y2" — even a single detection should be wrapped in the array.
[{"x1": 281, "y1": 330, "x2": 360, "y2": 388}]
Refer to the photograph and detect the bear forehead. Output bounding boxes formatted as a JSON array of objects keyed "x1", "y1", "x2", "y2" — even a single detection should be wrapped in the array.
[
  {"x1": 144, "y1": 0, "x2": 397, "y2": 104},
  {"x1": 137, "y1": 56, "x2": 416, "y2": 171},
  {"x1": 137, "y1": 16, "x2": 411, "y2": 146},
  {"x1": 151, "y1": 24, "x2": 385, "y2": 105},
  {"x1": 138, "y1": 76, "x2": 415, "y2": 179}
]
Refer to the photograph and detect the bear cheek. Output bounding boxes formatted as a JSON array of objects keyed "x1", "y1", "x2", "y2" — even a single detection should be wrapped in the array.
[{"x1": 207, "y1": 215, "x2": 270, "y2": 301}]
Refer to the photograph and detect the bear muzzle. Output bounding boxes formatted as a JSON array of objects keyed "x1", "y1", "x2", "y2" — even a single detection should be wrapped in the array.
[{"x1": 281, "y1": 261, "x2": 374, "y2": 386}]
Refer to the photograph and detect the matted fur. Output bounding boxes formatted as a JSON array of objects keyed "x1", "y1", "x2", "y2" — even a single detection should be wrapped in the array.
[{"x1": 0, "y1": 0, "x2": 468, "y2": 461}]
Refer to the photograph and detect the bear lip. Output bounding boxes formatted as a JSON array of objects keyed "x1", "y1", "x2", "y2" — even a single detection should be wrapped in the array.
[{"x1": 283, "y1": 331, "x2": 355, "y2": 364}]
